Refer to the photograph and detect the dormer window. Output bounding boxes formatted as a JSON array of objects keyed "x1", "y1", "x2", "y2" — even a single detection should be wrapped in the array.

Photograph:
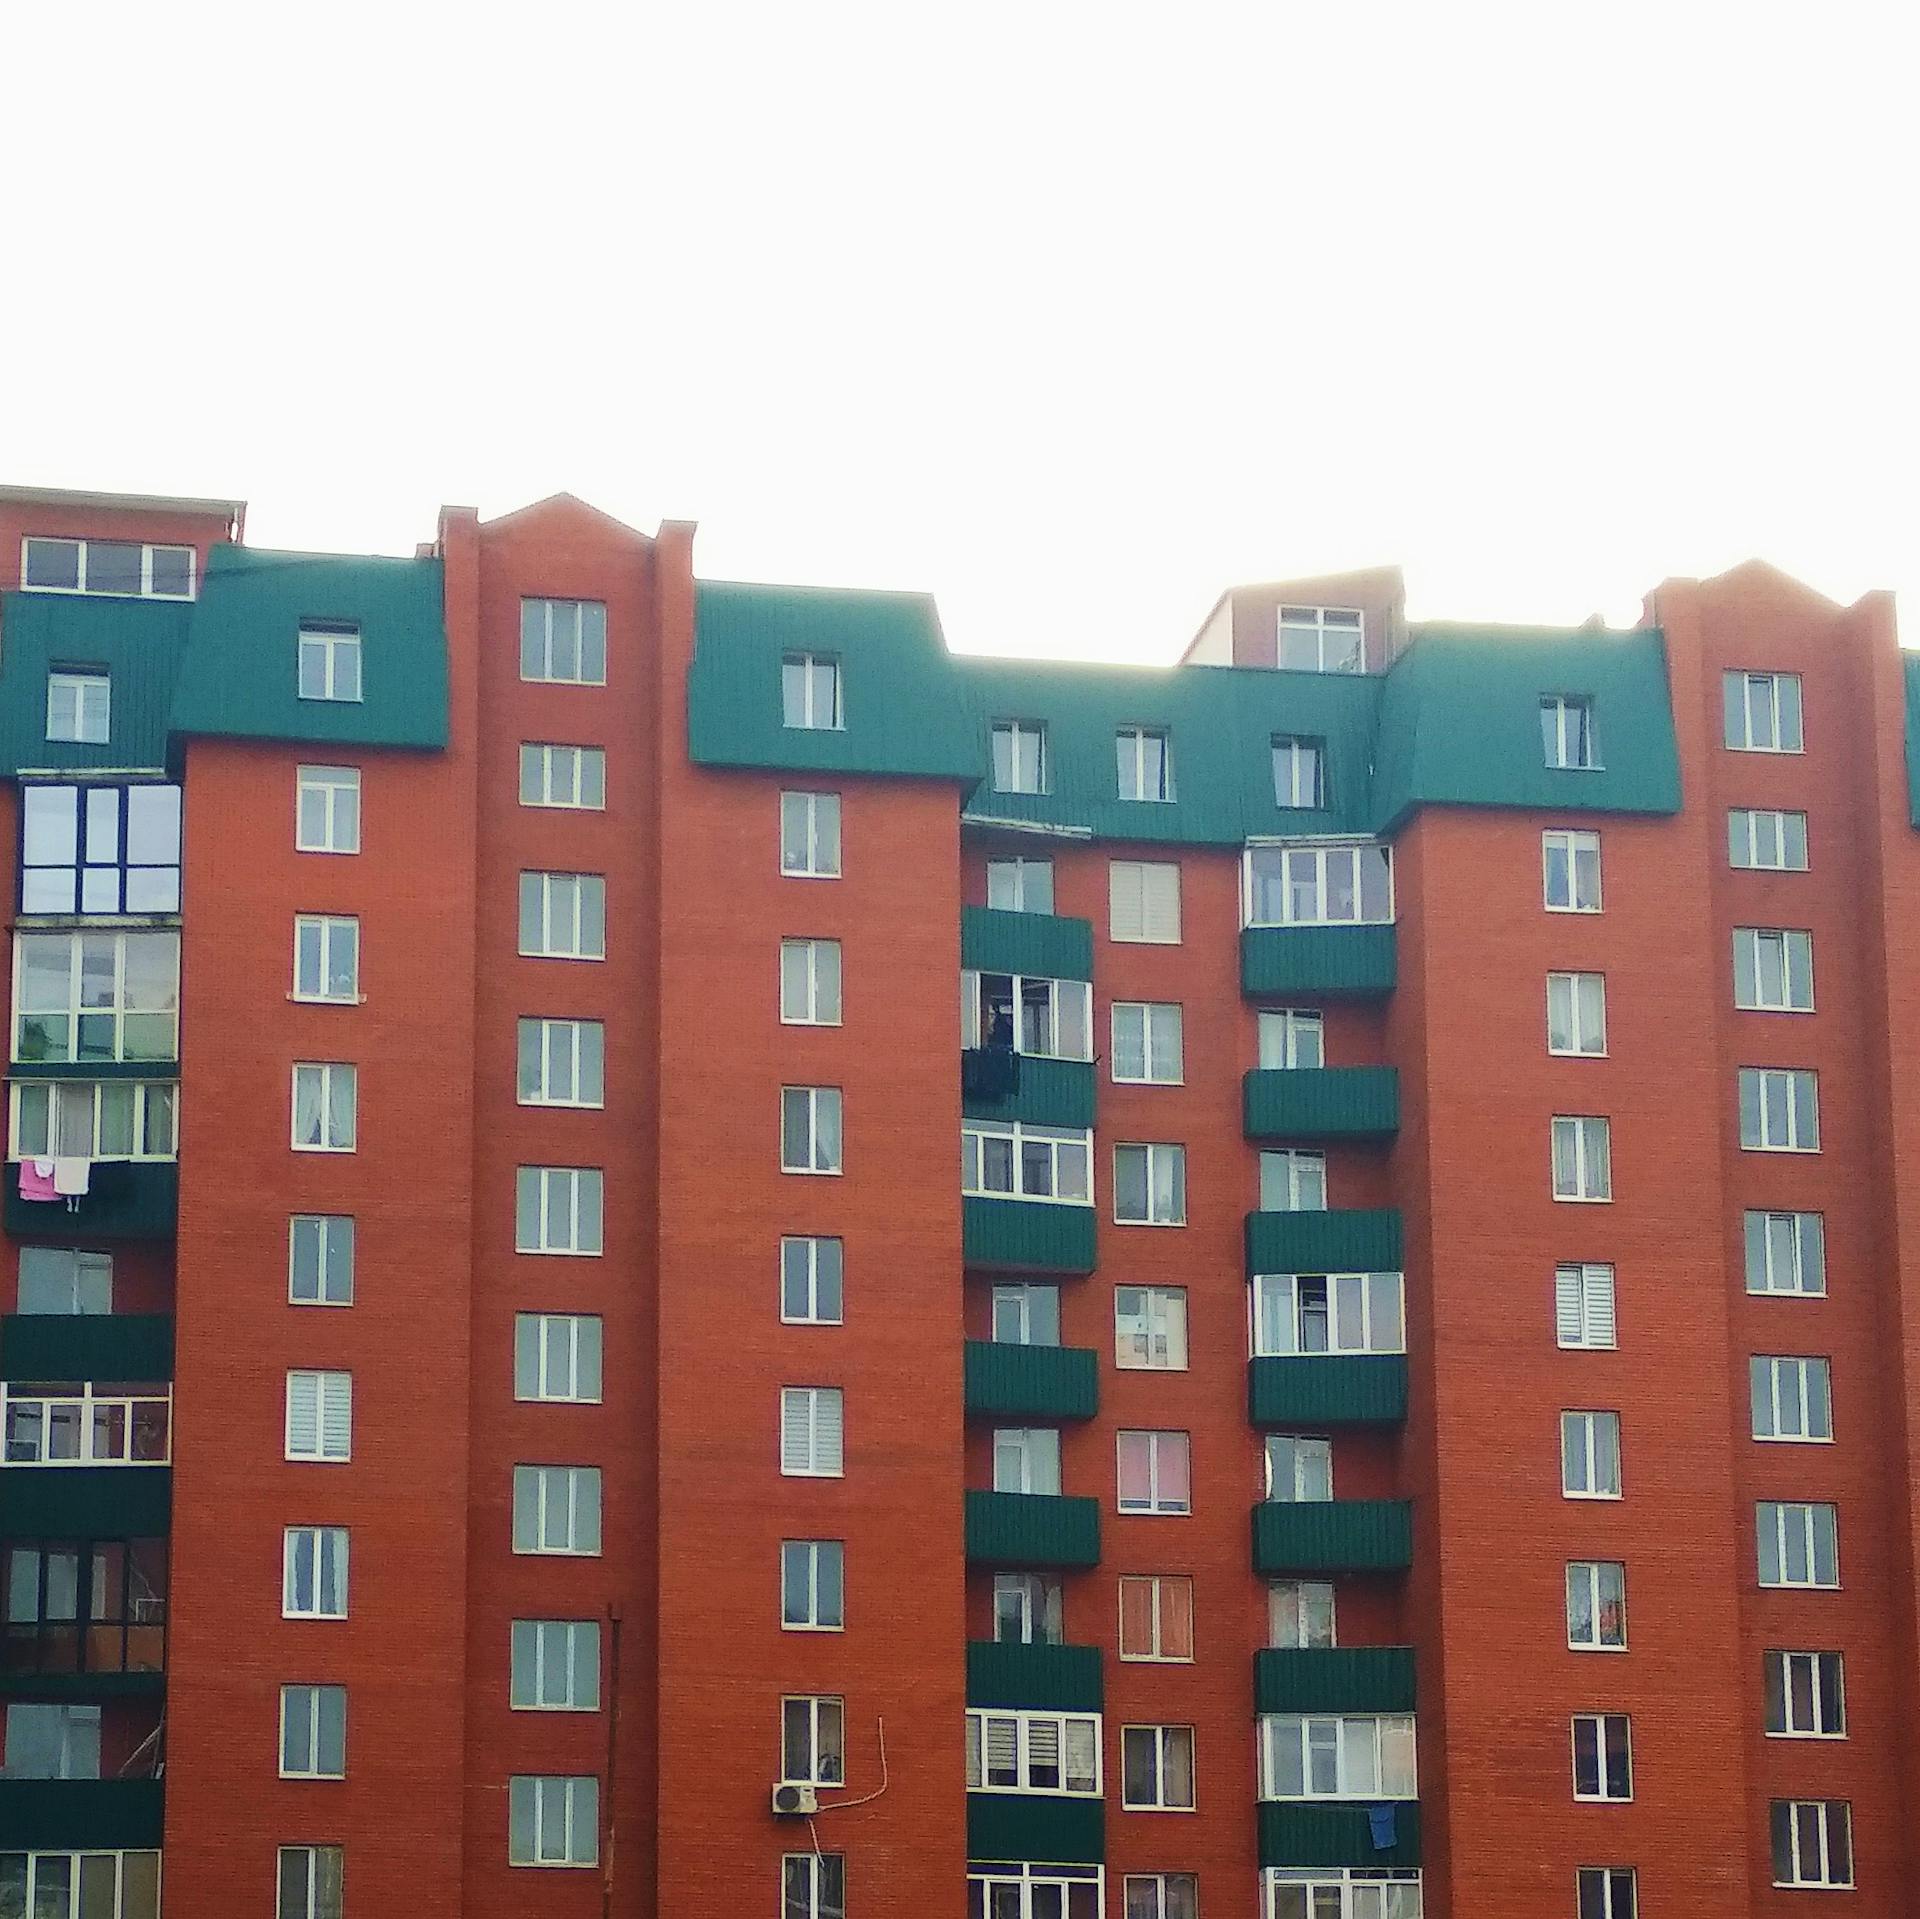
[
  {"x1": 298, "y1": 623, "x2": 362, "y2": 704},
  {"x1": 1117, "y1": 726, "x2": 1173, "y2": 802},
  {"x1": 46, "y1": 671, "x2": 110, "y2": 745},
  {"x1": 1277, "y1": 606, "x2": 1364, "y2": 673},
  {"x1": 1541, "y1": 696, "x2": 1599, "y2": 770}
]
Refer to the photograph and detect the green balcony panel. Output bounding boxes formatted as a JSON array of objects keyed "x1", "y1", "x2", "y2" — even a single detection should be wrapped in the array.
[
  {"x1": 0, "y1": 1469, "x2": 171, "y2": 1540},
  {"x1": 961, "y1": 907, "x2": 1095, "y2": 982},
  {"x1": 0, "y1": 1779, "x2": 164, "y2": 1850},
  {"x1": 1245, "y1": 1210, "x2": 1402, "y2": 1276},
  {"x1": 3, "y1": 1164, "x2": 177, "y2": 1242},
  {"x1": 966, "y1": 1792, "x2": 1105, "y2": 1867},
  {"x1": 967, "y1": 1642, "x2": 1104, "y2": 1713},
  {"x1": 966, "y1": 1491, "x2": 1101, "y2": 1570},
  {"x1": 964, "y1": 1198, "x2": 1098, "y2": 1275},
  {"x1": 1254, "y1": 1647, "x2": 1417, "y2": 1715},
  {"x1": 1240, "y1": 925, "x2": 1397, "y2": 999},
  {"x1": 1247, "y1": 1356, "x2": 1408, "y2": 1427},
  {"x1": 1251, "y1": 1499, "x2": 1413, "y2": 1575},
  {"x1": 1243, "y1": 1067, "x2": 1399, "y2": 1141},
  {"x1": 963, "y1": 1055, "x2": 1097, "y2": 1130},
  {"x1": 0, "y1": 1315, "x2": 174, "y2": 1384},
  {"x1": 965, "y1": 1342, "x2": 1098, "y2": 1422},
  {"x1": 0, "y1": 1671, "x2": 165, "y2": 1701},
  {"x1": 1257, "y1": 1800, "x2": 1421, "y2": 1870}
]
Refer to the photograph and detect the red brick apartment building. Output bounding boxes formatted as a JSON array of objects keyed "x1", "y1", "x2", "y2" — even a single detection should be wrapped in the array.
[{"x1": 0, "y1": 480, "x2": 1913, "y2": 1919}]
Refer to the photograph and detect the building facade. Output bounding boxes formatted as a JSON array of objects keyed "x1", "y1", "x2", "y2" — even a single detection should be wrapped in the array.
[{"x1": 0, "y1": 481, "x2": 1914, "y2": 1918}]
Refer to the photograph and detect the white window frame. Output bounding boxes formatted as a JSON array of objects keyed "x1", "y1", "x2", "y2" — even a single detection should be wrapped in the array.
[
  {"x1": 1124, "y1": 1872, "x2": 1199, "y2": 1919},
  {"x1": 985, "y1": 856, "x2": 1053, "y2": 912},
  {"x1": 1551, "y1": 1115, "x2": 1611, "y2": 1202},
  {"x1": 511, "y1": 1465, "x2": 602, "y2": 1556},
  {"x1": 518, "y1": 742, "x2": 607, "y2": 811},
  {"x1": 297, "y1": 623, "x2": 362, "y2": 704},
  {"x1": 45, "y1": 672, "x2": 110, "y2": 746},
  {"x1": 295, "y1": 766, "x2": 361, "y2": 855},
  {"x1": 284, "y1": 1370, "x2": 352, "y2": 1463},
  {"x1": 1276, "y1": 605, "x2": 1365, "y2": 673},
  {"x1": 781, "y1": 1236, "x2": 844, "y2": 1325},
  {"x1": 1540, "y1": 694, "x2": 1599, "y2": 770},
  {"x1": 510, "y1": 1619, "x2": 600, "y2": 1712},
  {"x1": 1109, "y1": 860, "x2": 1183, "y2": 944},
  {"x1": 1258, "y1": 1008, "x2": 1325, "y2": 1069},
  {"x1": 1729, "y1": 807, "x2": 1808, "y2": 872},
  {"x1": 1757, "y1": 1499, "x2": 1840, "y2": 1589},
  {"x1": 973, "y1": 1865, "x2": 1105, "y2": 1918},
  {"x1": 514, "y1": 1313, "x2": 603, "y2": 1404},
  {"x1": 1242, "y1": 842, "x2": 1394, "y2": 928},
  {"x1": 1545, "y1": 972, "x2": 1607, "y2": 1057},
  {"x1": 279, "y1": 1845, "x2": 344, "y2": 1919},
  {"x1": 1750, "y1": 1355, "x2": 1832, "y2": 1443},
  {"x1": 292, "y1": 916, "x2": 360, "y2": 1005},
  {"x1": 962, "y1": 1120, "x2": 1094, "y2": 1205},
  {"x1": 283, "y1": 1526, "x2": 349, "y2": 1620},
  {"x1": 288, "y1": 1214, "x2": 354, "y2": 1307},
  {"x1": 993, "y1": 1426, "x2": 1062, "y2": 1496},
  {"x1": 781, "y1": 1694, "x2": 847, "y2": 1786},
  {"x1": 1554, "y1": 1263, "x2": 1617, "y2": 1350},
  {"x1": 781, "y1": 1085, "x2": 844, "y2": 1175},
  {"x1": 11, "y1": 929, "x2": 181, "y2": 1065},
  {"x1": 965, "y1": 1708, "x2": 1103, "y2": 1796},
  {"x1": 780, "y1": 1386, "x2": 845, "y2": 1478},
  {"x1": 1272, "y1": 735, "x2": 1325, "y2": 808},
  {"x1": 519, "y1": 598, "x2": 607, "y2": 685},
  {"x1": 1264, "y1": 1433, "x2": 1334, "y2": 1503},
  {"x1": 1252, "y1": 1272, "x2": 1406, "y2": 1357},
  {"x1": 1765, "y1": 1650, "x2": 1845, "y2": 1739},
  {"x1": 992, "y1": 1571, "x2": 1063, "y2": 1647},
  {"x1": 1770, "y1": 1799, "x2": 1852, "y2": 1889},
  {"x1": 1565, "y1": 1559, "x2": 1627, "y2": 1652},
  {"x1": 1739, "y1": 1067, "x2": 1819, "y2": 1152},
  {"x1": 516, "y1": 1017, "x2": 604, "y2": 1108},
  {"x1": 1733, "y1": 927, "x2": 1815, "y2": 1013},
  {"x1": 782, "y1": 652, "x2": 843, "y2": 730},
  {"x1": 784, "y1": 1852, "x2": 847, "y2": 1919},
  {"x1": 1259, "y1": 1149, "x2": 1328, "y2": 1212},
  {"x1": 1258, "y1": 1712, "x2": 1418, "y2": 1800},
  {"x1": 20, "y1": 536, "x2": 196, "y2": 600},
  {"x1": 780, "y1": 791, "x2": 841, "y2": 878},
  {"x1": 781, "y1": 1539, "x2": 845, "y2": 1632},
  {"x1": 15, "y1": 1247, "x2": 112, "y2": 1315},
  {"x1": 1116, "y1": 1574, "x2": 1194, "y2": 1663},
  {"x1": 1116, "y1": 725, "x2": 1174, "y2": 803},
  {"x1": 1116, "y1": 1428, "x2": 1191, "y2": 1515},
  {"x1": 1119, "y1": 1723, "x2": 1195, "y2": 1810},
  {"x1": 290, "y1": 1062, "x2": 357, "y2": 1153},
  {"x1": 1268, "y1": 1579, "x2": 1336, "y2": 1651},
  {"x1": 962, "y1": 970, "x2": 1093, "y2": 1061},
  {"x1": 1262, "y1": 1870, "x2": 1423, "y2": 1918},
  {"x1": 991, "y1": 720, "x2": 1049, "y2": 795},
  {"x1": 1542, "y1": 829, "x2": 1602, "y2": 913},
  {"x1": 7, "y1": 1080, "x2": 179, "y2": 1163},
  {"x1": 782, "y1": 939, "x2": 844, "y2": 1027},
  {"x1": 1114, "y1": 1286, "x2": 1188, "y2": 1370},
  {"x1": 1110, "y1": 1002, "x2": 1183, "y2": 1084},
  {"x1": 1560, "y1": 1409, "x2": 1621, "y2": 1500},
  {"x1": 518, "y1": 872, "x2": 606, "y2": 961},
  {"x1": 0, "y1": 1384, "x2": 171, "y2": 1466},
  {"x1": 1113, "y1": 1142, "x2": 1186, "y2": 1226},
  {"x1": 278, "y1": 1683, "x2": 347, "y2": 1779},
  {"x1": 1570, "y1": 1713, "x2": 1633, "y2": 1803},
  {"x1": 1744, "y1": 1210, "x2": 1825, "y2": 1296},
  {"x1": 991, "y1": 1283, "x2": 1059, "y2": 1347},
  {"x1": 1725, "y1": 670, "x2": 1804, "y2": 753},
  {"x1": 508, "y1": 1773, "x2": 599, "y2": 1867},
  {"x1": 515, "y1": 1166, "x2": 604, "y2": 1255}
]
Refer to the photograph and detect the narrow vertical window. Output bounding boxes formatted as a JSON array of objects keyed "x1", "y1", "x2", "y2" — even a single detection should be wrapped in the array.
[
  {"x1": 297, "y1": 624, "x2": 362, "y2": 703},
  {"x1": 782, "y1": 654, "x2": 842, "y2": 730}
]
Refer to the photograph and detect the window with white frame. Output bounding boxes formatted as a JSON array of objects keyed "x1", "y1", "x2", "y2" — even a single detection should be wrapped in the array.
[
  {"x1": 1750, "y1": 1355, "x2": 1832, "y2": 1442},
  {"x1": 514, "y1": 1313, "x2": 603, "y2": 1403},
  {"x1": 289, "y1": 1215, "x2": 353, "y2": 1307},
  {"x1": 295, "y1": 766, "x2": 360, "y2": 855},
  {"x1": 279, "y1": 1846, "x2": 344, "y2": 1919},
  {"x1": 781, "y1": 1540, "x2": 844, "y2": 1631},
  {"x1": 45, "y1": 673, "x2": 110, "y2": 746},
  {"x1": 1739, "y1": 1067, "x2": 1818, "y2": 1152},
  {"x1": 962, "y1": 1121, "x2": 1093, "y2": 1204},
  {"x1": 297, "y1": 623, "x2": 362, "y2": 703},
  {"x1": 993, "y1": 1427, "x2": 1061, "y2": 1496},
  {"x1": 1744, "y1": 1209, "x2": 1825, "y2": 1295},
  {"x1": 508, "y1": 1774, "x2": 599, "y2": 1867},
  {"x1": 12, "y1": 930, "x2": 179, "y2": 1064},
  {"x1": 993, "y1": 1283, "x2": 1059, "y2": 1346},
  {"x1": 8, "y1": 1080, "x2": 177, "y2": 1162},
  {"x1": 20, "y1": 780, "x2": 182, "y2": 914},
  {"x1": 22, "y1": 536, "x2": 194, "y2": 599},
  {"x1": 781, "y1": 939, "x2": 843, "y2": 1026},
  {"x1": 1566, "y1": 1560, "x2": 1627, "y2": 1651},
  {"x1": 1259, "y1": 1149, "x2": 1327, "y2": 1212},
  {"x1": 512, "y1": 1465, "x2": 602, "y2": 1555},
  {"x1": 991, "y1": 721, "x2": 1048, "y2": 795},
  {"x1": 1765, "y1": 1649, "x2": 1844, "y2": 1738},
  {"x1": 781, "y1": 1086, "x2": 843, "y2": 1174},
  {"x1": 1117, "y1": 1575, "x2": 1193, "y2": 1662},
  {"x1": 1109, "y1": 861, "x2": 1182, "y2": 944},
  {"x1": 1272, "y1": 735, "x2": 1325, "y2": 808},
  {"x1": 1551, "y1": 1116, "x2": 1611, "y2": 1201},
  {"x1": 283, "y1": 1526, "x2": 348, "y2": 1619},
  {"x1": 290, "y1": 1064, "x2": 355, "y2": 1152},
  {"x1": 782, "y1": 653, "x2": 842, "y2": 730},
  {"x1": 0, "y1": 1385, "x2": 169, "y2": 1464},
  {"x1": 781, "y1": 1695, "x2": 846, "y2": 1785},
  {"x1": 1259, "y1": 1009, "x2": 1325, "y2": 1069},
  {"x1": 519, "y1": 743, "x2": 606, "y2": 811},
  {"x1": 1734, "y1": 928, "x2": 1814, "y2": 1012},
  {"x1": 1770, "y1": 1800, "x2": 1851, "y2": 1888},
  {"x1": 1276, "y1": 605, "x2": 1365, "y2": 673},
  {"x1": 1116, "y1": 727, "x2": 1173, "y2": 802},
  {"x1": 1263, "y1": 1869, "x2": 1423, "y2": 1919},
  {"x1": 1728, "y1": 807, "x2": 1808, "y2": 872},
  {"x1": 1117, "y1": 1429, "x2": 1190, "y2": 1513},
  {"x1": 1265, "y1": 1434, "x2": 1333, "y2": 1503},
  {"x1": 16, "y1": 1247, "x2": 112, "y2": 1315},
  {"x1": 520, "y1": 598, "x2": 607, "y2": 685},
  {"x1": 510, "y1": 1619, "x2": 600, "y2": 1710},
  {"x1": 1554, "y1": 1264, "x2": 1617, "y2": 1350},
  {"x1": 1114, "y1": 1143, "x2": 1185, "y2": 1225},
  {"x1": 1120, "y1": 1724, "x2": 1195, "y2": 1810},
  {"x1": 992, "y1": 1572, "x2": 1063, "y2": 1647},
  {"x1": 515, "y1": 1167, "x2": 603, "y2": 1254},
  {"x1": 1560, "y1": 1410, "x2": 1621, "y2": 1498},
  {"x1": 1546, "y1": 972, "x2": 1606, "y2": 1057},
  {"x1": 518, "y1": 872, "x2": 606, "y2": 960},
  {"x1": 292, "y1": 916, "x2": 358, "y2": 1004},
  {"x1": 1114, "y1": 1286, "x2": 1188, "y2": 1369},
  {"x1": 1259, "y1": 1713, "x2": 1417, "y2": 1799},
  {"x1": 1575, "y1": 1868, "x2": 1636, "y2": 1919},
  {"x1": 1543, "y1": 830, "x2": 1602, "y2": 912},
  {"x1": 1111, "y1": 1002, "x2": 1183, "y2": 1083},
  {"x1": 963, "y1": 971, "x2": 1092, "y2": 1060},
  {"x1": 784, "y1": 1852, "x2": 847, "y2": 1919},
  {"x1": 1725, "y1": 671, "x2": 1803, "y2": 753},
  {"x1": 1571, "y1": 1714, "x2": 1631, "y2": 1802},
  {"x1": 1540, "y1": 695, "x2": 1599, "y2": 769},
  {"x1": 517, "y1": 1017, "x2": 604, "y2": 1107},
  {"x1": 1243, "y1": 842, "x2": 1393, "y2": 927},
  {"x1": 781, "y1": 1387, "x2": 844, "y2": 1478},
  {"x1": 279, "y1": 1684, "x2": 346, "y2": 1777},
  {"x1": 285, "y1": 1371, "x2": 352, "y2": 1463},
  {"x1": 1269, "y1": 1579, "x2": 1336, "y2": 1650},
  {"x1": 966, "y1": 1708, "x2": 1101, "y2": 1794},
  {"x1": 986, "y1": 857, "x2": 1053, "y2": 913},
  {"x1": 1, "y1": 1702, "x2": 101, "y2": 1778},
  {"x1": 781, "y1": 1236, "x2": 844, "y2": 1324},
  {"x1": 1757, "y1": 1500, "x2": 1839, "y2": 1588},
  {"x1": 1124, "y1": 1873, "x2": 1198, "y2": 1919},
  {"x1": 1253, "y1": 1272, "x2": 1405, "y2": 1356},
  {"x1": 780, "y1": 791, "x2": 841, "y2": 878}
]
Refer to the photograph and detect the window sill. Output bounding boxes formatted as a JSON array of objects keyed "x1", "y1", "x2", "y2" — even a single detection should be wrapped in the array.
[
  {"x1": 1752, "y1": 1434, "x2": 1836, "y2": 1445},
  {"x1": 1114, "y1": 1218, "x2": 1187, "y2": 1229},
  {"x1": 288, "y1": 993, "x2": 366, "y2": 1007}
]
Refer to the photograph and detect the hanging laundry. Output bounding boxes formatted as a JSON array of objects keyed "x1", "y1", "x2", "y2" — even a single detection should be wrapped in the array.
[
  {"x1": 1368, "y1": 1803, "x2": 1398, "y2": 1850},
  {"x1": 52, "y1": 1158, "x2": 91, "y2": 1198},
  {"x1": 17, "y1": 1161, "x2": 58, "y2": 1203}
]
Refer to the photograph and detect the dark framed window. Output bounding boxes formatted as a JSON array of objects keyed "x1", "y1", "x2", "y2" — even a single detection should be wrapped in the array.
[
  {"x1": 20, "y1": 783, "x2": 181, "y2": 915},
  {"x1": 1, "y1": 1539, "x2": 167, "y2": 1675}
]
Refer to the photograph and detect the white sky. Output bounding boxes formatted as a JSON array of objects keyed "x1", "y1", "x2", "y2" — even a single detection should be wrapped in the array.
[{"x1": 4, "y1": 2, "x2": 1914, "y2": 660}]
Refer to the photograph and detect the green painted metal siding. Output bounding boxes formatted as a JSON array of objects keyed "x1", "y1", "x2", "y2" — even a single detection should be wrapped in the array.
[
  {"x1": 964, "y1": 1341, "x2": 1099, "y2": 1421},
  {"x1": 2, "y1": 1163, "x2": 177, "y2": 1240},
  {"x1": 961, "y1": 907, "x2": 1095, "y2": 981},
  {"x1": 0, "y1": 1670, "x2": 164, "y2": 1700},
  {"x1": 0, "y1": 1779, "x2": 163, "y2": 1850},
  {"x1": 170, "y1": 546, "x2": 448, "y2": 749},
  {"x1": 1251, "y1": 1499, "x2": 1413, "y2": 1574},
  {"x1": 1254, "y1": 1646, "x2": 1417, "y2": 1714},
  {"x1": 1245, "y1": 1209, "x2": 1403, "y2": 1274},
  {"x1": 1243, "y1": 1066, "x2": 1399, "y2": 1140},
  {"x1": 1240, "y1": 925, "x2": 1398, "y2": 998},
  {"x1": 1247, "y1": 1355, "x2": 1408, "y2": 1426},
  {"x1": 0, "y1": 593, "x2": 192, "y2": 775},
  {"x1": 967, "y1": 1791, "x2": 1105, "y2": 1866},
  {"x1": 966, "y1": 1641, "x2": 1104, "y2": 1712},
  {"x1": 963, "y1": 1198, "x2": 1098, "y2": 1275},
  {"x1": 965, "y1": 1491, "x2": 1101, "y2": 1569},
  {"x1": 0, "y1": 1467, "x2": 170, "y2": 1538},
  {"x1": 0, "y1": 1314, "x2": 174, "y2": 1382},
  {"x1": 963, "y1": 1056, "x2": 1096, "y2": 1129},
  {"x1": 1257, "y1": 1800, "x2": 1421, "y2": 1870}
]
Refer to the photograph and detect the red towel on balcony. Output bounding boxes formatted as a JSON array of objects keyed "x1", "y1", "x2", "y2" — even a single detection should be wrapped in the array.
[{"x1": 17, "y1": 1160, "x2": 58, "y2": 1202}]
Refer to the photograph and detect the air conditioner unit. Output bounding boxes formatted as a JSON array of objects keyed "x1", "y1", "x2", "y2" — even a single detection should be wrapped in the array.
[{"x1": 771, "y1": 1783, "x2": 819, "y2": 1817}]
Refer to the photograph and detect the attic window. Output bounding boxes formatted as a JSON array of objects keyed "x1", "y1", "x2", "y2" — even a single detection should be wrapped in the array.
[{"x1": 1276, "y1": 606, "x2": 1364, "y2": 674}]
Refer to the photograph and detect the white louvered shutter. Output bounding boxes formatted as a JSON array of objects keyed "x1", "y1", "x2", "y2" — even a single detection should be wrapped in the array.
[
  {"x1": 1582, "y1": 1266, "x2": 1617, "y2": 1348},
  {"x1": 319, "y1": 1372, "x2": 353, "y2": 1459},
  {"x1": 1557, "y1": 1264, "x2": 1616, "y2": 1349},
  {"x1": 286, "y1": 1374, "x2": 318, "y2": 1457},
  {"x1": 1109, "y1": 863, "x2": 1145, "y2": 941},
  {"x1": 985, "y1": 1715, "x2": 1018, "y2": 1786},
  {"x1": 813, "y1": 1389, "x2": 843, "y2": 1473},
  {"x1": 1026, "y1": 1716, "x2": 1061, "y2": 1788},
  {"x1": 1140, "y1": 864, "x2": 1181, "y2": 943},
  {"x1": 780, "y1": 1390, "x2": 813, "y2": 1473}
]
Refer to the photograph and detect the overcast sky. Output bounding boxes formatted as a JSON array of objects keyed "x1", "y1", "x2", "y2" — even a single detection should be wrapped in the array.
[{"x1": 5, "y1": 3, "x2": 1912, "y2": 658}]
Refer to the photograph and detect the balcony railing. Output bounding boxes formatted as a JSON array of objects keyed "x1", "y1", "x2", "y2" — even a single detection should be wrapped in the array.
[
  {"x1": 961, "y1": 1052, "x2": 1097, "y2": 1129},
  {"x1": 1241, "y1": 925, "x2": 1397, "y2": 998},
  {"x1": 1247, "y1": 1355, "x2": 1408, "y2": 1426},
  {"x1": 963, "y1": 1197, "x2": 1098, "y2": 1275},
  {"x1": 1251, "y1": 1499, "x2": 1414, "y2": 1575},
  {"x1": 1254, "y1": 1646, "x2": 1417, "y2": 1715},
  {"x1": 1243, "y1": 1067, "x2": 1400, "y2": 1141},
  {"x1": 966, "y1": 1641, "x2": 1104, "y2": 1714},
  {"x1": 965, "y1": 1490, "x2": 1101, "y2": 1569},
  {"x1": 967, "y1": 1791, "x2": 1105, "y2": 1867},
  {"x1": 1, "y1": 1388, "x2": 169, "y2": 1467},
  {"x1": 961, "y1": 906, "x2": 1094, "y2": 982},
  {"x1": 1257, "y1": 1801, "x2": 1422, "y2": 1870},
  {"x1": 0, "y1": 1780, "x2": 165, "y2": 1851},
  {"x1": 2, "y1": 1163, "x2": 178, "y2": 1241},
  {"x1": 1246, "y1": 1210, "x2": 1403, "y2": 1276},
  {"x1": 0, "y1": 1318, "x2": 174, "y2": 1386},
  {"x1": 964, "y1": 1341, "x2": 1099, "y2": 1421}
]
